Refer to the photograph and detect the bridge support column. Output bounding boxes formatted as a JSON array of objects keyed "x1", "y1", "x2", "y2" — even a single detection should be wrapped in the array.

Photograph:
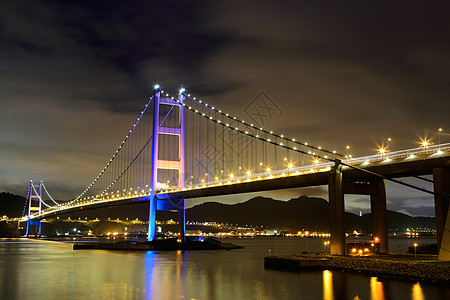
[
  {"x1": 329, "y1": 160, "x2": 345, "y2": 255},
  {"x1": 148, "y1": 86, "x2": 161, "y2": 242},
  {"x1": 148, "y1": 193, "x2": 157, "y2": 241},
  {"x1": 370, "y1": 179, "x2": 389, "y2": 253},
  {"x1": 178, "y1": 199, "x2": 186, "y2": 243},
  {"x1": 25, "y1": 180, "x2": 42, "y2": 237},
  {"x1": 433, "y1": 167, "x2": 450, "y2": 258},
  {"x1": 148, "y1": 87, "x2": 186, "y2": 242}
]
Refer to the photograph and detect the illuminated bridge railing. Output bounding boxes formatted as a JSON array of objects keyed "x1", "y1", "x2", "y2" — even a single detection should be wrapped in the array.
[
  {"x1": 27, "y1": 143, "x2": 450, "y2": 220},
  {"x1": 343, "y1": 143, "x2": 450, "y2": 166},
  {"x1": 179, "y1": 143, "x2": 450, "y2": 191}
]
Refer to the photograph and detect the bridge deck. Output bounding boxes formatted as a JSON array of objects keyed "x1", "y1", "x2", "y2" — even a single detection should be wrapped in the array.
[{"x1": 28, "y1": 151, "x2": 450, "y2": 220}]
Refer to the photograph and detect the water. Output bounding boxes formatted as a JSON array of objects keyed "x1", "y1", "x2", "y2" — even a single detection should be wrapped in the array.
[{"x1": 0, "y1": 237, "x2": 448, "y2": 300}]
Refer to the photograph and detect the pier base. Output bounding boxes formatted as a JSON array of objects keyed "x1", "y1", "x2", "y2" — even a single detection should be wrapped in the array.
[
  {"x1": 434, "y1": 167, "x2": 450, "y2": 260},
  {"x1": 370, "y1": 179, "x2": 389, "y2": 253},
  {"x1": 433, "y1": 167, "x2": 450, "y2": 251},
  {"x1": 329, "y1": 161, "x2": 345, "y2": 255}
]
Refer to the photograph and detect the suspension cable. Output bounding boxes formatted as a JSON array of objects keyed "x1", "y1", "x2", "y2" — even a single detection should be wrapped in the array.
[
  {"x1": 42, "y1": 183, "x2": 60, "y2": 206},
  {"x1": 162, "y1": 91, "x2": 333, "y2": 163},
  {"x1": 74, "y1": 95, "x2": 154, "y2": 201},
  {"x1": 31, "y1": 185, "x2": 52, "y2": 208},
  {"x1": 181, "y1": 92, "x2": 343, "y2": 157}
]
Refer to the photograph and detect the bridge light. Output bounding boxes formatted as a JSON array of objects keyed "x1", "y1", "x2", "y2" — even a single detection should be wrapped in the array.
[
  {"x1": 179, "y1": 87, "x2": 185, "y2": 94},
  {"x1": 229, "y1": 173, "x2": 234, "y2": 178},
  {"x1": 246, "y1": 170, "x2": 252, "y2": 176},
  {"x1": 266, "y1": 167, "x2": 271, "y2": 172},
  {"x1": 288, "y1": 163, "x2": 294, "y2": 169},
  {"x1": 154, "y1": 84, "x2": 160, "y2": 90},
  {"x1": 420, "y1": 139, "x2": 430, "y2": 147}
]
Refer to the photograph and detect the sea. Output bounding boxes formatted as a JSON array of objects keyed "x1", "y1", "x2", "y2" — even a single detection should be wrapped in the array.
[{"x1": 0, "y1": 237, "x2": 448, "y2": 300}]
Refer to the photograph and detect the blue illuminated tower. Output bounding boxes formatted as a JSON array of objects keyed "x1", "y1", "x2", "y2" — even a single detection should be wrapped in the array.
[
  {"x1": 25, "y1": 180, "x2": 42, "y2": 237},
  {"x1": 148, "y1": 86, "x2": 186, "y2": 242}
]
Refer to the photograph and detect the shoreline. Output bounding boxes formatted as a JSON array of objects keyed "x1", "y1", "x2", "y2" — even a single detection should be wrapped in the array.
[{"x1": 264, "y1": 253, "x2": 450, "y2": 286}]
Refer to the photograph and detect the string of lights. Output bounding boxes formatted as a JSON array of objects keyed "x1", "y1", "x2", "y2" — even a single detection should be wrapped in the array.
[
  {"x1": 162, "y1": 90, "x2": 335, "y2": 163},
  {"x1": 73, "y1": 95, "x2": 155, "y2": 202},
  {"x1": 182, "y1": 91, "x2": 343, "y2": 157}
]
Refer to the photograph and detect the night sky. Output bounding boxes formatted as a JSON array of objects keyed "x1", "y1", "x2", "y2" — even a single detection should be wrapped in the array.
[{"x1": 1, "y1": 1, "x2": 449, "y2": 216}]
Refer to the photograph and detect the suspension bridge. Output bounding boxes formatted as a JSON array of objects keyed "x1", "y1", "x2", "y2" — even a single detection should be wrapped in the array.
[{"x1": 21, "y1": 86, "x2": 450, "y2": 258}]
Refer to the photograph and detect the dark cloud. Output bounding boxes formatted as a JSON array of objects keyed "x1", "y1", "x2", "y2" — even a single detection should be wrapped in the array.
[{"x1": 47, "y1": 1, "x2": 235, "y2": 73}]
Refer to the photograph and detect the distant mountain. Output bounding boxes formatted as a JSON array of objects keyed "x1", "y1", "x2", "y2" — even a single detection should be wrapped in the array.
[
  {"x1": 184, "y1": 196, "x2": 334, "y2": 231},
  {"x1": 0, "y1": 192, "x2": 436, "y2": 232},
  {"x1": 176, "y1": 196, "x2": 436, "y2": 232},
  {"x1": 0, "y1": 192, "x2": 27, "y2": 218}
]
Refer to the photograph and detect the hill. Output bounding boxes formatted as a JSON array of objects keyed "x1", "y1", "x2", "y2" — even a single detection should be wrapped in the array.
[
  {"x1": 0, "y1": 192, "x2": 27, "y2": 218},
  {"x1": 164, "y1": 195, "x2": 435, "y2": 232}
]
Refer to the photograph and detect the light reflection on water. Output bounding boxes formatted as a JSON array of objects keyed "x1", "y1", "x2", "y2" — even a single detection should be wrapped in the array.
[{"x1": 0, "y1": 238, "x2": 448, "y2": 300}]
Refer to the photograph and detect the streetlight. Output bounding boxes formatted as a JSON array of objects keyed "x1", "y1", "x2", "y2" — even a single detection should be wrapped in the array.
[
  {"x1": 438, "y1": 128, "x2": 443, "y2": 149},
  {"x1": 420, "y1": 138, "x2": 431, "y2": 154},
  {"x1": 378, "y1": 147, "x2": 386, "y2": 160},
  {"x1": 414, "y1": 243, "x2": 418, "y2": 259}
]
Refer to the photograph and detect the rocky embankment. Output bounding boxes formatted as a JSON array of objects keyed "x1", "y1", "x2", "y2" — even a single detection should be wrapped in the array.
[
  {"x1": 265, "y1": 254, "x2": 450, "y2": 285},
  {"x1": 325, "y1": 255, "x2": 450, "y2": 284}
]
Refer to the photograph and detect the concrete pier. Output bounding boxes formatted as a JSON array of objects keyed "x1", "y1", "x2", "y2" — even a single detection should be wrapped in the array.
[
  {"x1": 329, "y1": 160, "x2": 345, "y2": 255},
  {"x1": 370, "y1": 179, "x2": 389, "y2": 253},
  {"x1": 433, "y1": 167, "x2": 450, "y2": 249}
]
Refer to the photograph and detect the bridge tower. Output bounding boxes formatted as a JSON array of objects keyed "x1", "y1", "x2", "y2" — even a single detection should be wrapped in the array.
[
  {"x1": 148, "y1": 86, "x2": 186, "y2": 242},
  {"x1": 25, "y1": 180, "x2": 43, "y2": 237}
]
